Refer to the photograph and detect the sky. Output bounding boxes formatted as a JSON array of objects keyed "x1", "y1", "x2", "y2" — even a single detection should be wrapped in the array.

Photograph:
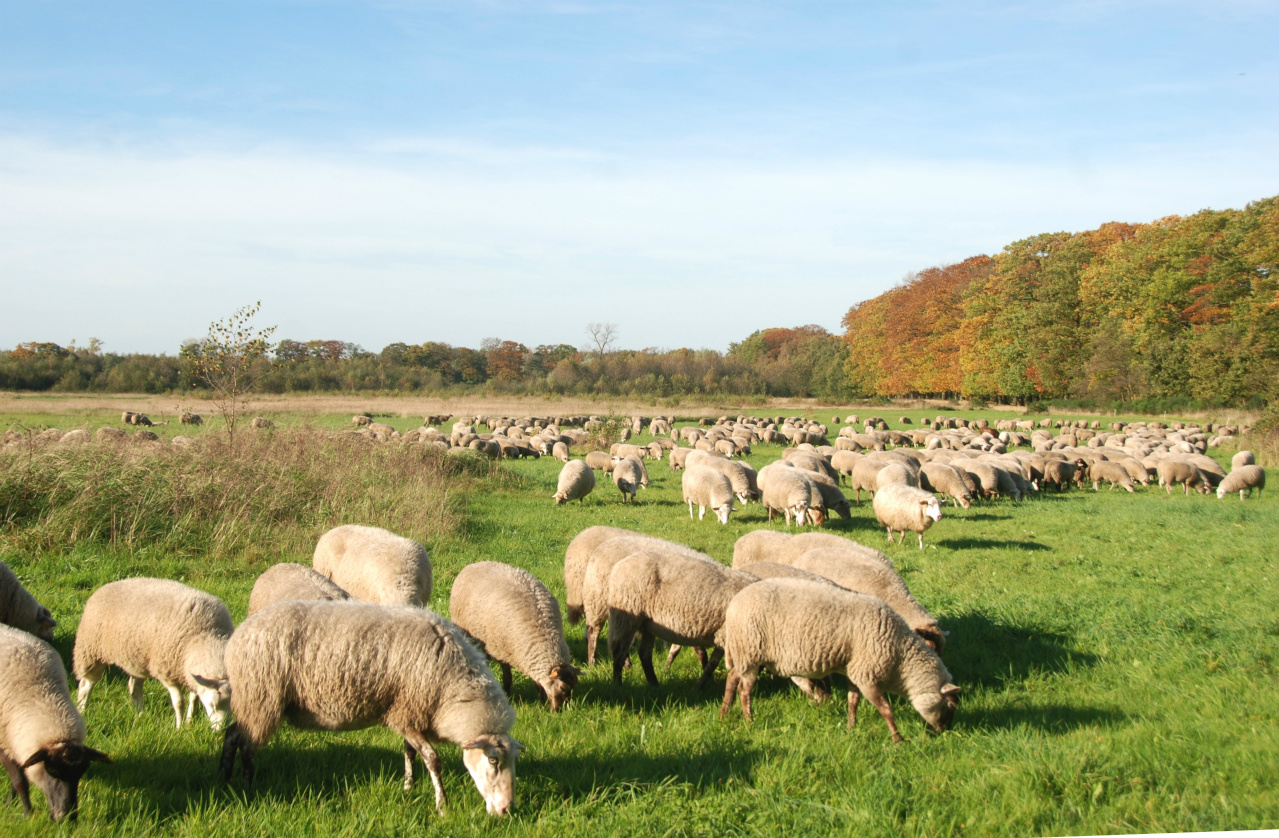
[{"x1": 1, "y1": 1, "x2": 1277, "y2": 356}]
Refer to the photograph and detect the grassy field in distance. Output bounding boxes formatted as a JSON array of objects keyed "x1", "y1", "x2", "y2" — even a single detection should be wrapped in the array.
[{"x1": 0, "y1": 399, "x2": 1275, "y2": 837}]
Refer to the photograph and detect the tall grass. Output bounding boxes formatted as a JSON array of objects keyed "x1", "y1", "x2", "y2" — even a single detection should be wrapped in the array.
[{"x1": 0, "y1": 429, "x2": 478, "y2": 559}]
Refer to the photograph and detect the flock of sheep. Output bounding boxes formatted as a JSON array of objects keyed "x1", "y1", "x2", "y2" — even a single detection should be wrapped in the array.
[{"x1": 0, "y1": 409, "x2": 1264, "y2": 824}]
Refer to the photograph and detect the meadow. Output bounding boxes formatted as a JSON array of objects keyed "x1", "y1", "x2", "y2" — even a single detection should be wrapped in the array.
[{"x1": 1, "y1": 398, "x2": 1276, "y2": 837}]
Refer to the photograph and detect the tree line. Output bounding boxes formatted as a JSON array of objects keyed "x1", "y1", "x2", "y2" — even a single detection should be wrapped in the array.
[
  {"x1": 842, "y1": 195, "x2": 1279, "y2": 408},
  {"x1": 0, "y1": 327, "x2": 852, "y2": 402}
]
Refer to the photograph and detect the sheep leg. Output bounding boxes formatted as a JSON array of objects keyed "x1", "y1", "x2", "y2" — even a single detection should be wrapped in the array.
[
  {"x1": 694, "y1": 647, "x2": 725, "y2": 691},
  {"x1": 638, "y1": 633, "x2": 658, "y2": 686},
  {"x1": 586, "y1": 626, "x2": 599, "y2": 666},
  {"x1": 219, "y1": 723, "x2": 255, "y2": 785},
  {"x1": 664, "y1": 644, "x2": 681, "y2": 669},
  {"x1": 791, "y1": 676, "x2": 831, "y2": 705},
  {"x1": 0, "y1": 749, "x2": 32, "y2": 816},
  {"x1": 688, "y1": 500, "x2": 695, "y2": 520},
  {"x1": 500, "y1": 663, "x2": 513, "y2": 694},
  {"x1": 846, "y1": 687, "x2": 861, "y2": 728},
  {"x1": 186, "y1": 690, "x2": 198, "y2": 724},
  {"x1": 127, "y1": 676, "x2": 146, "y2": 715},
  {"x1": 406, "y1": 733, "x2": 446, "y2": 813},
  {"x1": 859, "y1": 683, "x2": 904, "y2": 742},
  {"x1": 403, "y1": 740, "x2": 417, "y2": 792},
  {"x1": 163, "y1": 682, "x2": 184, "y2": 729},
  {"x1": 917, "y1": 532, "x2": 924, "y2": 550},
  {"x1": 720, "y1": 670, "x2": 740, "y2": 718},
  {"x1": 75, "y1": 668, "x2": 103, "y2": 713},
  {"x1": 738, "y1": 669, "x2": 757, "y2": 720}
]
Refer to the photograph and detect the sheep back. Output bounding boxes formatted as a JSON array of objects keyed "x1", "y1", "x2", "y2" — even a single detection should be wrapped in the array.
[
  {"x1": 312, "y1": 524, "x2": 433, "y2": 606},
  {"x1": 248, "y1": 563, "x2": 351, "y2": 616},
  {"x1": 0, "y1": 561, "x2": 57, "y2": 640}
]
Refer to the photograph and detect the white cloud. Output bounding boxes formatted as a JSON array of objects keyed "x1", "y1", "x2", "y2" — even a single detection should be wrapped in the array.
[{"x1": 2, "y1": 132, "x2": 1277, "y2": 353}]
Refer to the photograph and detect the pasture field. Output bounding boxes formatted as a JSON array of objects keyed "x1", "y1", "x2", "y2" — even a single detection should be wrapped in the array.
[{"x1": 0, "y1": 405, "x2": 1275, "y2": 837}]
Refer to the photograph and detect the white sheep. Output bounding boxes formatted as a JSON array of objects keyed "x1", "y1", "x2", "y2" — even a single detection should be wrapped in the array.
[
  {"x1": 218, "y1": 601, "x2": 521, "y2": 816},
  {"x1": 612, "y1": 456, "x2": 644, "y2": 503},
  {"x1": 681, "y1": 466, "x2": 736, "y2": 524},
  {"x1": 0, "y1": 625, "x2": 111, "y2": 822},
  {"x1": 1217, "y1": 465, "x2": 1265, "y2": 500},
  {"x1": 731, "y1": 530, "x2": 895, "y2": 573},
  {"x1": 919, "y1": 463, "x2": 974, "y2": 508},
  {"x1": 1232, "y1": 450, "x2": 1255, "y2": 469},
  {"x1": 688, "y1": 451, "x2": 760, "y2": 504},
  {"x1": 450, "y1": 561, "x2": 579, "y2": 710},
  {"x1": 563, "y1": 526, "x2": 633, "y2": 625},
  {"x1": 0, "y1": 561, "x2": 57, "y2": 640},
  {"x1": 607, "y1": 550, "x2": 758, "y2": 689},
  {"x1": 872, "y1": 484, "x2": 943, "y2": 549},
  {"x1": 73, "y1": 578, "x2": 233, "y2": 730},
  {"x1": 552, "y1": 440, "x2": 570, "y2": 462},
  {"x1": 247, "y1": 563, "x2": 351, "y2": 616},
  {"x1": 554, "y1": 460, "x2": 597, "y2": 505},
  {"x1": 312, "y1": 524, "x2": 433, "y2": 606},
  {"x1": 719, "y1": 578, "x2": 959, "y2": 741}
]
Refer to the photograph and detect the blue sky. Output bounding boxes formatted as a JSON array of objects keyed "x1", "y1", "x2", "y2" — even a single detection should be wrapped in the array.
[{"x1": 2, "y1": 1, "x2": 1277, "y2": 355}]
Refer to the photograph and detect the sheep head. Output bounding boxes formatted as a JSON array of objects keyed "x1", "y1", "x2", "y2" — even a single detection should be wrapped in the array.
[{"x1": 462, "y1": 734, "x2": 522, "y2": 816}]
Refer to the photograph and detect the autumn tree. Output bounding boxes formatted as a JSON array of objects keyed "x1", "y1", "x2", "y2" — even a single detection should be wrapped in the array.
[{"x1": 184, "y1": 302, "x2": 276, "y2": 443}]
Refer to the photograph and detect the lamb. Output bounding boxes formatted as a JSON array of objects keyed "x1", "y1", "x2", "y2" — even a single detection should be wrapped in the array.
[
  {"x1": 919, "y1": 463, "x2": 974, "y2": 508},
  {"x1": 312, "y1": 524, "x2": 433, "y2": 606},
  {"x1": 0, "y1": 561, "x2": 57, "y2": 640},
  {"x1": 758, "y1": 464, "x2": 814, "y2": 526},
  {"x1": 789, "y1": 548, "x2": 946, "y2": 651},
  {"x1": 719, "y1": 579, "x2": 959, "y2": 740},
  {"x1": 1217, "y1": 465, "x2": 1265, "y2": 500},
  {"x1": 450, "y1": 562, "x2": 579, "y2": 710},
  {"x1": 612, "y1": 456, "x2": 644, "y2": 503},
  {"x1": 0, "y1": 625, "x2": 111, "y2": 822},
  {"x1": 1156, "y1": 459, "x2": 1209, "y2": 495},
  {"x1": 219, "y1": 601, "x2": 521, "y2": 816},
  {"x1": 1232, "y1": 450, "x2": 1256, "y2": 469},
  {"x1": 247, "y1": 563, "x2": 351, "y2": 616},
  {"x1": 563, "y1": 526, "x2": 633, "y2": 625},
  {"x1": 580, "y1": 534, "x2": 717, "y2": 665},
  {"x1": 73, "y1": 578, "x2": 233, "y2": 730},
  {"x1": 1089, "y1": 460, "x2": 1135, "y2": 493},
  {"x1": 872, "y1": 484, "x2": 943, "y2": 549},
  {"x1": 607, "y1": 551, "x2": 758, "y2": 688},
  {"x1": 682, "y1": 466, "x2": 736, "y2": 524},
  {"x1": 551, "y1": 460, "x2": 596, "y2": 506}
]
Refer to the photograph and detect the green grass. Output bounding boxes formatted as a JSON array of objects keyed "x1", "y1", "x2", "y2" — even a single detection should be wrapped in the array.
[{"x1": 1, "y1": 420, "x2": 1276, "y2": 837}]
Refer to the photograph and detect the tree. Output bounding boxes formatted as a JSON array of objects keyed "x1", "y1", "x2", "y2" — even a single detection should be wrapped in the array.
[
  {"x1": 184, "y1": 302, "x2": 276, "y2": 443},
  {"x1": 585, "y1": 322, "x2": 618, "y2": 359}
]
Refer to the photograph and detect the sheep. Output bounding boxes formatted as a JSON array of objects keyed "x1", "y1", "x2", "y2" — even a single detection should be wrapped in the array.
[
  {"x1": 950, "y1": 459, "x2": 1001, "y2": 499},
  {"x1": 247, "y1": 563, "x2": 351, "y2": 616},
  {"x1": 850, "y1": 458, "x2": 889, "y2": 504},
  {"x1": 612, "y1": 457, "x2": 644, "y2": 503},
  {"x1": 682, "y1": 466, "x2": 736, "y2": 524},
  {"x1": 731, "y1": 530, "x2": 895, "y2": 573},
  {"x1": 919, "y1": 463, "x2": 973, "y2": 509},
  {"x1": 313, "y1": 524, "x2": 432, "y2": 606},
  {"x1": 668, "y1": 447, "x2": 696, "y2": 471},
  {"x1": 450, "y1": 562, "x2": 579, "y2": 711},
  {"x1": 180, "y1": 412, "x2": 203, "y2": 425},
  {"x1": 0, "y1": 625, "x2": 111, "y2": 822},
  {"x1": 689, "y1": 454, "x2": 760, "y2": 504},
  {"x1": 73, "y1": 578, "x2": 233, "y2": 730},
  {"x1": 873, "y1": 484, "x2": 943, "y2": 549},
  {"x1": 758, "y1": 464, "x2": 813, "y2": 526},
  {"x1": 0, "y1": 561, "x2": 57, "y2": 641},
  {"x1": 783, "y1": 450, "x2": 841, "y2": 483},
  {"x1": 607, "y1": 551, "x2": 758, "y2": 688},
  {"x1": 719, "y1": 579, "x2": 959, "y2": 740},
  {"x1": 1232, "y1": 450, "x2": 1256, "y2": 469},
  {"x1": 580, "y1": 534, "x2": 717, "y2": 665},
  {"x1": 218, "y1": 601, "x2": 521, "y2": 816},
  {"x1": 553, "y1": 460, "x2": 597, "y2": 506},
  {"x1": 804, "y1": 470, "x2": 853, "y2": 519},
  {"x1": 875, "y1": 462, "x2": 918, "y2": 490},
  {"x1": 550, "y1": 440, "x2": 569, "y2": 462},
  {"x1": 352, "y1": 415, "x2": 373, "y2": 426},
  {"x1": 1041, "y1": 458, "x2": 1082, "y2": 491},
  {"x1": 250, "y1": 417, "x2": 274, "y2": 429},
  {"x1": 1217, "y1": 465, "x2": 1265, "y2": 500},
  {"x1": 584, "y1": 450, "x2": 615, "y2": 472},
  {"x1": 789, "y1": 548, "x2": 945, "y2": 652},
  {"x1": 563, "y1": 526, "x2": 633, "y2": 625},
  {"x1": 1090, "y1": 460, "x2": 1135, "y2": 493}
]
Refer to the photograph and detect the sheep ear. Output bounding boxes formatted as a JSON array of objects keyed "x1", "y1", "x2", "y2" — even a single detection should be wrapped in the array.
[
  {"x1": 84, "y1": 747, "x2": 112, "y2": 764},
  {"x1": 941, "y1": 684, "x2": 961, "y2": 705},
  {"x1": 191, "y1": 674, "x2": 221, "y2": 689},
  {"x1": 21, "y1": 749, "x2": 48, "y2": 768}
]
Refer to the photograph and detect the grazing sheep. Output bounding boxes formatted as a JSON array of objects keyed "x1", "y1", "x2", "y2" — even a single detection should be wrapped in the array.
[
  {"x1": 552, "y1": 440, "x2": 570, "y2": 462},
  {"x1": 682, "y1": 466, "x2": 736, "y2": 524},
  {"x1": 668, "y1": 447, "x2": 696, "y2": 471},
  {"x1": 352, "y1": 415, "x2": 373, "y2": 426},
  {"x1": 1041, "y1": 459, "x2": 1082, "y2": 491},
  {"x1": 731, "y1": 530, "x2": 896, "y2": 573},
  {"x1": 450, "y1": 562, "x2": 579, "y2": 710},
  {"x1": 790, "y1": 548, "x2": 945, "y2": 651},
  {"x1": 180, "y1": 412, "x2": 203, "y2": 425},
  {"x1": 850, "y1": 458, "x2": 889, "y2": 504},
  {"x1": 758, "y1": 465, "x2": 814, "y2": 526},
  {"x1": 830, "y1": 450, "x2": 864, "y2": 484},
  {"x1": 563, "y1": 526, "x2": 633, "y2": 625},
  {"x1": 554, "y1": 460, "x2": 597, "y2": 506},
  {"x1": 607, "y1": 551, "x2": 758, "y2": 688},
  {"x1": 875, "y1": 463, "x2": 918, "y2": 490},
  {"x1": 219, "y1": 601, "x2": 520, "y2": 816},
  {"x1": 1217, "y1": 465, "x2": 1265, "y2": 500},
  {"x1": 612, "y1": 457, "x2": 644, "y2": 503},
  {"x1": 313, "y1": 524, "x2": 432, "y2": 606},
  {"x1": 1232, "y1": 450, "x2": 1256, "y2": 469},
  {"x1": 250, "y1": 417, "x2": 274, "y2": 429},
  {"x1": 0, "y1": 625, "x2": 111, "y2": 822},
  {"x1": 73, "y1": 578, "x2": 233, "y2": 730},
  {"x1": 0, "y1": 561, "x2": 57, "y2": 641},
  {"x1": 1089, "y1": 460, "x2": 1135, "y2": 493},
  {"x1": 919, "y1": 463, "x2": 973, "y2": 509},
  {"x1": 804, "y1": 470, "x2": 853, "y2": 519},
  {"x1": 584, "y1": 451, "x2": 615, "y2": 472},
  {"x1": 689, "y1": 455, "x2": 760, "y2": 504},
  {"x1": 247, "y1": 563, "x2": 350, "y2": 616},
  {"x1": 1156, "y1": 459, "x2": 1209, "y2": 495},
  {"x1": 580, "y1": 534, "x2": 716, "y2": 665},
  {"x1": 719, "y1": 579, "x2": 959, "y2": 740},
  {"x1": 873, "y1": 484, "x2": 943, "y2": 549}
]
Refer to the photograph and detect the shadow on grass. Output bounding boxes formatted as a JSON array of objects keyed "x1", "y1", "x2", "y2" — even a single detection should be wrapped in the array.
[
  {"x1": 934, "y1": 538, "x2": 1052, "y2": 551},
  {"x1": 954, "y1": 512, "x2": 1012, "y2": 521},
  {"x1": 943, "y1": 611, "x2": 1097, "y2": 689},
  {"x1": 532, "y1": 743, "x2": 762, "y2": 800},
  {"x1": 960, "y1": 702, "x2": 1125, "y2": 734}
]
